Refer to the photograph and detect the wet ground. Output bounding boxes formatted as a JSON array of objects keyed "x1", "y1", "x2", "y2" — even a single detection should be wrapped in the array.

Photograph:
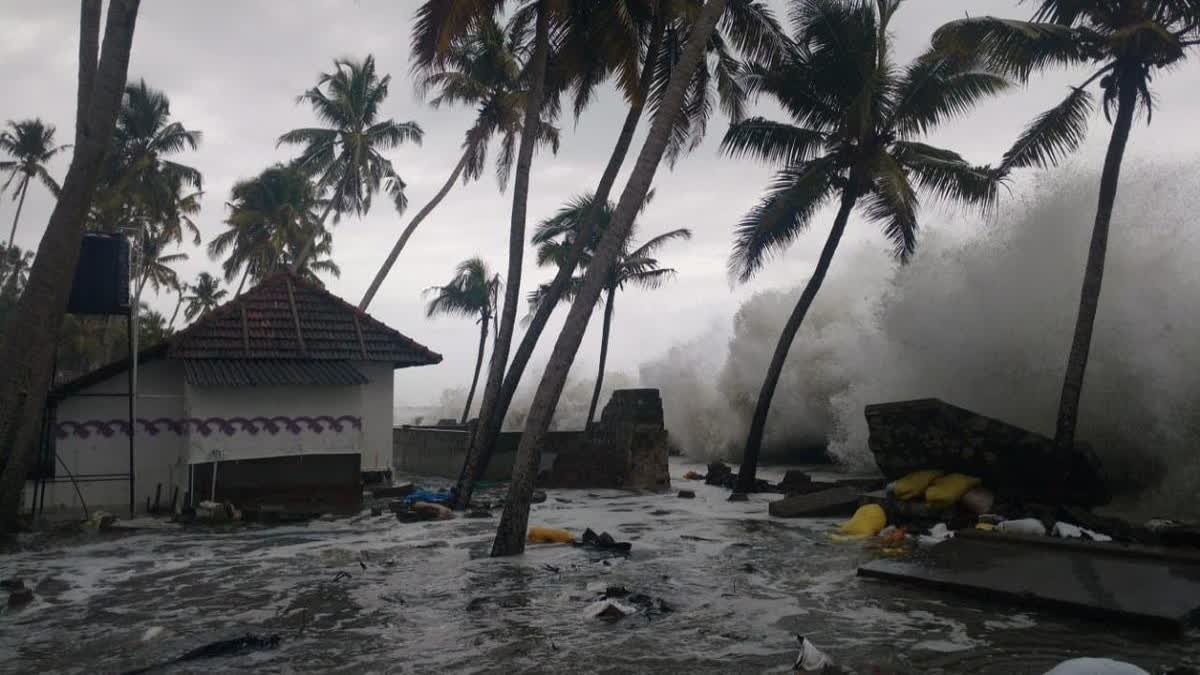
[{"x1": 2, "y1": 461, "x2": 1197, "y2": 674}]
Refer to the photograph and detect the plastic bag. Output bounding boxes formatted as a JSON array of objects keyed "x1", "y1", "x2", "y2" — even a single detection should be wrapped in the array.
[
  {"x1": 893, "y1": 470, "x2": 944, "y2": 501},
  {"x1": 836, "y1": 504, "x2": 887, "y2": 537},
  {"x1": 527, "y1": 527, "x2": 575, "y2": 544},
  {"x1": 925, "y1": 473, "x2": 982, "y2": 510}
]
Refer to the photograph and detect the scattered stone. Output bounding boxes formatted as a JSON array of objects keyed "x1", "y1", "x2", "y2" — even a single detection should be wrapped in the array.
[
  {"x1": 369, "y1": 506, "x2": 383, "y2": 517},
  {"x1": 727, "y1": 492, "x2": 748, "y2": 502},
  {"x1": 677, "y1": 490, "x2": 695, "y2": 499},
  {"x1": 0, "y1": 578, "x2": 23, "y2": 592},
  {"x1": 7, "y1": 587, "x2": 34, "y2": 609},
  {"x1": 577, "y1": 528, "x2": 632, "y2": 553},
  {"x1": 465, "y1": 510, "x2": 493, "y2": 519},
  {"x1": 368, "y1": 483, "x2": 415, "y2": 500},
  {"x1": 768, "y1": 487, "x2": 861, "y2": 518},
  {"x1": 531, "y1": 491, "x2": 548, "y2": 504},
  {"x1": 778, "y1": 470, "x2": 814, "y2": 493},
  {"x1": 705, "y1": 462, "x2": 735, "y2": 489}
]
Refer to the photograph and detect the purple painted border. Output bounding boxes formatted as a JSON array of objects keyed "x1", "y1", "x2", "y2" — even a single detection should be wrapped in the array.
[{"x1": 55, "y1": 415, "x2": 362, "y2": 439}]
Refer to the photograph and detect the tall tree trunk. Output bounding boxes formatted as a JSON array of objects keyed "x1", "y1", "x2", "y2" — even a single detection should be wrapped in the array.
[
  {"x1": 167, "y1": 287, "x2": 184, "y2": 330},
  {"x1": 75, "y1": 0, "x2": 102, "y2": 149},
  {"x1": 0, "y1": 0, "x2": 141, "y2": 533},
  {"x1": 586, "y1": 286, "x2": 616, "y2": 430},
  {"x1": 458, "y1": 0, "x2": 550, "y2": 497},
  {"x1": 6, "y1": 177, "x2": 30, "y2": 250},
  {"x1": 360, "y1": 146, "x2": 472, "y2": 310},
  {"x1": 735, "y1": 188, "x2": 859, "y2": 494},
  {"x1": 235, "y1": 266, "x2": 251, "y2": 297},
  {"x1": 490, "y1": 0, "x2": 727, "y2": 557},
  {"x1": 455, "y1": 16, "x2": 666, "y2": 509},
  {"x1": 461, "y1": 316, "x2": 489, "y2": 425},
  {"x1": 1053, "y1": 67, "x2": 1139, "y2": 451}
]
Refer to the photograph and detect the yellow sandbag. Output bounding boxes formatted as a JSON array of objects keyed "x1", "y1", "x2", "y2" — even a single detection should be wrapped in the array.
[
  {"x1": 527, "y1": 527, "x2": 575, "y2": 544},
  {"x1": 836, "y1": 504, "x2": 887, "y2": 538},
  {"x1": 893, "y1": 470, "x2": 944, "y2": 501},
  {"x1": 925, "y1": 473, "x2": 982, "y2": 510},
  {"x1": 975, "y1": 522, "x2": 997, "y2": 532}
]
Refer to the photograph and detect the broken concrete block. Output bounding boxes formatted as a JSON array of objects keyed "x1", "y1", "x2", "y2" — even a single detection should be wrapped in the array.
[{"x1": 768, "y1": 487, "x2": 862, "y2": 518}]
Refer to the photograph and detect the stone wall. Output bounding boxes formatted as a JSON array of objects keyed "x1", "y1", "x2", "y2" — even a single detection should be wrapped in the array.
[
  {"x1": 392, "y1": 388, "x2": 672, "y2": 492},
  {"x1": 865, "y1": 398, "x2": 1108, "y2": 505}
]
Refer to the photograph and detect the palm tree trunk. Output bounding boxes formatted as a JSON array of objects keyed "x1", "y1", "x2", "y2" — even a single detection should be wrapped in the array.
[
  {"x1": 455, "y1": 16, "x2": 666, "y2": 509},
  {"x1": 462, "y1": 316, "x2": 489, "y2": 425},
  {"x1": 0, "y1": 0, "x2": 140, "y2": 533},
  {"x1": 289, "y1": 198, "x2": 336, "y2": 275},
  {"x1": 456, "y1": 0, "x2": 550, "y2": 498},
  {"x1": 6, "y1": 177, "x2": 30, "y2": 249},
  {"x1": 735, "y1": 187, "x2": 858, "y2": 494},
  {"x1": 490, "y1": 0, "x2": 728, "y2": 557},
  {"x1": 586, "y1": 286, "x2": 616, "y2": 430},
  {"x1": 1053, "y1": 68, "x2": 1139, "y2": 451},
  {"x1": 360, "y1": 146, "x2": 472, "y2": 311},
  {"x1": 167, "y1": 287, "x2": 184, "y2": 330},
  {"x1": 235, "y1": 266, "x2": 251, "y2": 297}
]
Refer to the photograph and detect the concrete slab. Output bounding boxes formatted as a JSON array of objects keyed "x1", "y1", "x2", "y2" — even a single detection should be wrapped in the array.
[
  {"x1": 768, "y1": 487, "x2": 862, "y2": 518},
  {"x1": 858, "y1": 534, "x2": 1200, "y2": 634}
]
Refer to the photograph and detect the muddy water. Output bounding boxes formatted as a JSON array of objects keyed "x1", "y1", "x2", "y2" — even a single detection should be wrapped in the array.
[{"x1": 1, "y1": 462, "x2": 1196, "y2": 674}]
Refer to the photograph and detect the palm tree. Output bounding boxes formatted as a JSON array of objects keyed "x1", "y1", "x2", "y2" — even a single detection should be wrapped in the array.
[
  {"x1": 529, "y1": 193, "x2": 690, "y2": 428},
  {"x1": 724, "y1": 0, "x2": 1009, "y2": 493},
  {"x1": 183, "y1": 271, "x2": 227, "y2": 323},
  {"x1": 0, "y1": 119, "x2": 67, "y2": 249},
  {"x1": 0, "y1": 0, "x2": 141, "y2": 532},
  {"x1": 425, "y1": 258, "x2": 501, "y2": 424},
  {"x1": 491, "y1": 0, "x2": 730, "y2": 557},
  {"x1": 456, "y1": 0, "x2": 787, "y2": 508},
  {"x1": 0, "y1": 244, "x2": 34, "y2": 301},
  {"x1": 209, "y1": 163, "x2": 340, "y2": 293},
  {"x1": 932, "y1": 1, "x2": 1200, "y2": 452},
  {"x1": 359, "y1": 14, "x2": 560, "y2": 310},
  {"x1": 278, "y1": 54, "x2": 423, "y2": 272}
]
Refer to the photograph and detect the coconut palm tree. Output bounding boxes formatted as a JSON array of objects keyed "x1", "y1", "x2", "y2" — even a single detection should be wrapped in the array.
[
  {"x1": 209, "y1": 163, "x2": 339, "y2": 293},
  {"x1": 183, "y1": 271, "x2": 227, "y2": 323},
  {"x1": 0, "y1": 0, "x2": 141, "y2": 532},
  {"x1": 456, "y1": 0, "x2": 787, "y2": 508},
  {"x1": 136, "y1": 233, "x2": 186, "y2": 299},
  {"x1": 425, "y1": 258, "x2": 501, "y2": 424},
  {"x1": 529, "y1": 193, "x2": 691, "y2": 428},
  {"x1": 0, "y1": 119, "x2": 67, "y2": 249},
  {"x1": 931, "y1": 1, "x2": 1200, "y2": 452},
  {"x1": 0, "y1": 244, "x2": 34, "y2": 301},
  {"x1": 359, "y1": 14, "x2": 560, "y2": 310},
  {"x1": 278, "y1": 54, "x2": 423, "y2": 272},
  {"x1": 724, "y1": 0, "x2": 1010, "y2": 492},
  {"x1": 491, "y1": 0, "x2": 730, "y2": 557}
]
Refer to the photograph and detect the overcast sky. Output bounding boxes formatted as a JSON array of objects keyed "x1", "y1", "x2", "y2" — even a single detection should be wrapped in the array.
[{"x1": 3, "y1": 1, "x2": 1198, "y2": 407}]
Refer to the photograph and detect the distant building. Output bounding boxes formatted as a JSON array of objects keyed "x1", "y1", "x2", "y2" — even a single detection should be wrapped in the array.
[{"x1": 29, "y1": 272, "x2": 441, "y2": 516}]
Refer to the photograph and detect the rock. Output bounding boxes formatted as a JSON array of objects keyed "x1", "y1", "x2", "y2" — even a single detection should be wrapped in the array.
[
  {"x1": 411, "y1": 502, "x2": 454, "y2": 521},
  {"x1": 395, "y1": 510, "x2": 423, "y2": 523},
  {"x1": 705, "y1": 462, "x2": 735, "y2": 488},
  {"x1": 677, "y1": 490, "x2": 696, "y2": 499},
  {"x1": 531, "y1": 490, "x2": 548, "y2": 504},
  {"x1": 7, "y1": 587, "x2": 34, "y2": 609},
  {"x1": 368, "y1": 483, "x2": 415, "y2": 499},
  {"x1": 778, "y1": 470, "x2": 814, "y2": 493},
  {"x1": 0, "y1": 579, "x2": 24, "y2": 592},
  {"x1": 585, "y1": 599, "x2": 637, "y2": 620},
  {"x1": 87, "y1": 510, "x2": 117, "y2": 530},
  {"x1": 768, "y1": 487, "x2": 862, "y2": 518},
  {"x1": 727, "y1": 492, "x2": 748, "y2": 502},
  {"x1": 465, "y1": 509, "x2": 493, "y2": 519},
  {"x1": 579, "y1": 528, "x2": 632, "y2": 553},
  {"x1": 387, "y1": 500, "x2": 408, "y2": 514},
  {"x1": 369, "y1": 506, "x2": 384, "y2": 517}
]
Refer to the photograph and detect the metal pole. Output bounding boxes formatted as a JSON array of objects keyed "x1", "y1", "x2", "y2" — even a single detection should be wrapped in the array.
[{"x1": 128, "y1": 308, "x2": 135, "y2": 518}]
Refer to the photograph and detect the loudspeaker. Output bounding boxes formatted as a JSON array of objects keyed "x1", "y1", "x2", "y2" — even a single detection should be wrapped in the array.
[{"x1": 67, "y1": 233, "x2": 130, "y2": 315}]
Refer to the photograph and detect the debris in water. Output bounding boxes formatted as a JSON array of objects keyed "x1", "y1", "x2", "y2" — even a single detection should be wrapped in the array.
[
  {"x1": 1043, "y1": 657, "x2": 1149, "y2": 675},
  {"x1": 577, "y1": 528, "x2": 632, "y2": 553},
  {"x1": 1053, "y1": 521, "x2": 1113, "y2": 542},
  {"x1": 677, "y1": 490, "x2": 696, "y2": 499},
  {"x1": 999, "y1": 518, "x2": 1048, "y2": 536},
  {"x1": 122, "y1": 633, "x2": 282, "y2": 674},
  {"x1": 683, "y1": 470, "x2": 705, "y2": 480},
  {"x1": 793, "y1": 635, "x2": 834, "y2": 673},
  {"x1": 527, "y1": 527, "x2": 575, "y2": 544},
  {"x1": 585, "y1": 599, "x2": 637, "y2": 621},
  {"x1": 7, "y1": 585, "x2": 34, "y2": 609}
]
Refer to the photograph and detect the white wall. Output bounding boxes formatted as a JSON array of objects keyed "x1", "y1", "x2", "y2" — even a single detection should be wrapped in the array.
[
  {"x1": 357, "y1": 362, "x2": 395, "y2": 473},
  {"x1": 185, "y1": 381, "x2": 364, "y2": 464},
  {"x1": 31, "y1": 359, "x2": 188, "y2": 515}
]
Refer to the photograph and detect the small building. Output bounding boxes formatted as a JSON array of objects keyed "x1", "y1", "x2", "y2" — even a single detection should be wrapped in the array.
[{"x1": 29, "y1": 272, "x2": 442, "y2": 516}]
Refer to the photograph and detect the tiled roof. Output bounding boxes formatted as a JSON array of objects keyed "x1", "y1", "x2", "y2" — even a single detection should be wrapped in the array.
[
  {"x1": 183, "y1": 359, "x2": 369, "y2": 387},
  {"x1": 168, "y1": 272, "x2": 442, "y2": 367}
]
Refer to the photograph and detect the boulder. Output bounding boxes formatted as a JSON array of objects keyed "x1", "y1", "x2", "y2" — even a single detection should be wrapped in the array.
[
  {"x1": 768, "y1": 487, "x2": 862, "y2": 518},
  {"x1": 7, "y1": 587, "x2": 33, "y2": 609},
  {"x1": 411, "y1": 502, "x2": 454, "y2": 521},
  {"x1": 778, "y1": 470, "x2": 814, "y2": 494},
  {"x1": 677, "y1": 490, "x2": 696, "y2": 499}
]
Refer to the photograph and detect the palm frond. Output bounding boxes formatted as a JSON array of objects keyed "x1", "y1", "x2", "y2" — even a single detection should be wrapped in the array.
[
  {"x1": 895, "y1": 141, "x2": 1001, "y2": 213},
  {"x1": 862, "y1": 151, "x2": 919, "y2": 261},
  {"x1": 1001, "y1": 85, "x2": 1093, "y2": 170},
  {"x1": 892, "y1": 58, "x2": 1011, "y2": 137},
  {"x1": 721, "y1": 117, "x2": 826, "y2": 165},
  {"x1": 930, "y1": 16, "x2": 1091, "y2": 81}
]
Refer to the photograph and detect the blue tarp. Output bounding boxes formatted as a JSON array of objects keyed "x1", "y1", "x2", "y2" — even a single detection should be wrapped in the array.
[{"x1": 402, "y1": 489, "x2": 455, "y2": 507}]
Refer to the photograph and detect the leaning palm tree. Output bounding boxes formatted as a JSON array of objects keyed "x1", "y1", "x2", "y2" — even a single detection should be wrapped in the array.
[
  {"x1": 210, "y1": 164, "x2": 339, "y2": 292},
  {"x1": 425, "y1": 258, "x2": 501, "y2": 424},
  {"x1": 529, "y1": 193, "x2": 691, "y2": 428},
  {"x1": 456, "y1": 0, "x2": 788, "y2": 509},
  {"x1": 0, "y1": 244, "x2": 34, "y2": 300},
  {"x1": 0, "y1": 119, "x2": 67, "y2": 248},
  {"x1": 183, "y1": 271, "x2": 227, "y2": 323},
  {"x1": 0, "y1": 0, "x2": 140, "y2": 532},
  {"x1": 359, "y1": 14, "x2": 560, "y2": 310},
  {"x1": 931, "y1": 1, "x2": 1200, "y2": 452},
  {"x1": 491, "y1": 0, "x2": 730, "y2": 557},
  {"x1": 278, "y1": 54, "x2": 423, "y2": 273},
  {"x1": 724, "y1": 0, "x2": 1009, "y2": 493}
]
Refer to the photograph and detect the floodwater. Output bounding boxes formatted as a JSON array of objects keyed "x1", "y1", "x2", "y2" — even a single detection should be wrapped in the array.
[{"x1": 1, "y1": 462, "x2": 1196, "y2": 674}]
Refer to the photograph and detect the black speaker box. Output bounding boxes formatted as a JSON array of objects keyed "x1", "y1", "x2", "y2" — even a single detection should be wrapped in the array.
[{"x1": 67, "y1": 233, "x2": 130, "y2": 315}]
